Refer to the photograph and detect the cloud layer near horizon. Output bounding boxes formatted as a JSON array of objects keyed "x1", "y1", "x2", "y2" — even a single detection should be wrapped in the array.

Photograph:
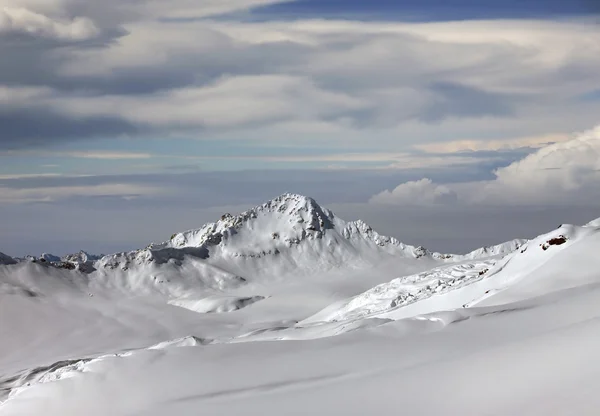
[{"x1": 370, "y1": 126, "x2": 600, "y2": 206}]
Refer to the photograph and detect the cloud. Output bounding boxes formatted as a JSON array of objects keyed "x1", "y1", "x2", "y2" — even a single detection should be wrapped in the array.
[
  {"x1": 0, "y1": 173, "x2": 63, "y2": 180},
  {"x1": 50, "y1": 75, "x2": 368, "y2": 129},
  {"x1": 369, "y1": 178, "x2": 458, "y2": 206},
  {"x1": 1, "y1": 10, "x2": 600, "y2": 151},
  {"x1": 414, "y1": 133, "x2": 572, "y2": 153},
  {"x1": 0, "y1": 86, "x2": 137, "y2": 148},
  {"x1": 0, "y1": 6, "x2": 99, "y2": 41},
  {"x1": 57, "y1": 151, "x2": 153, "y2": 160},
  {"x1": 0, "y1": 107, "x2": 138, "y2": 149},
  {"x1": 371, "y1": 125, "x2": 600, "y2": 206},
  {"x1": 478, "y1": 125, "x2": 600, "y2": 204},
  {"x1": 0, "y1": 183, "x2": 164, "y2": 204},
  {"x1": 0, "y1": 164, "x2": 495, "y2": 210},
  {"x1": 419, "y1": 81, "x2": 518, "y2": 122}
]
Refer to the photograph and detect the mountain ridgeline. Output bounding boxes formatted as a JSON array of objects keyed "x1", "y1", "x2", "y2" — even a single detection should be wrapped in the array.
[{"x1": 0, "y1": 194, "x2": 528, "y2": 292}]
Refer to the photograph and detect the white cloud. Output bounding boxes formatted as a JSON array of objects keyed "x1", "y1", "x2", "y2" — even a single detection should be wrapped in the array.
[
  {"x1": 176, "y1": 151, "x2": 500, "y2": 170},
  {"x1": 0, "y1": 183, "x2": 165, "y2": 204},
  {"x1": 136, "y1": 0, "x2": 288, "y2": 19},
  {"x1": 371, "y1": 125, "x2": 600, "y2": 206},
  {"x1": 370, "y1": 178, "x2": 458, "y2": 206},
  {"x1": 478, "y1": 126, "x2": 600, "y2": 204},
  {"x1": 0, "y1": 6, "x2": 98, "y2": 41},
  {"x1": 36, "y1": 17, "x2": 600, "y2": 140},
  {"x1": 49, "y1": 75, "x2": 368, "y2": 128},
  {"x1": 2, "y1": 0, "x2": 600, "y2": 161},
  {"x1": 0, "y1": 173, "x2": 62, "y2": 180},
  {"x1": 60, "y1": 151, "x2": 153, "y2": 160},
  {"x1": 413, "y1": 133, "x2": 572, "y2": 153},
  {"x1": 0, "y1": 86, "x2": 52, "y2": 106}
]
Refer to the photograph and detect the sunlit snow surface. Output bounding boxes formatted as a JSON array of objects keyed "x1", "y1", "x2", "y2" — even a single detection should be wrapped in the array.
[{"x1": 1, "y1": 195, "x2": 599, "y2": 415}]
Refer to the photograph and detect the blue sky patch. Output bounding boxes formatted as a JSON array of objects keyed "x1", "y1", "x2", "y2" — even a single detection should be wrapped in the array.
[{"x1": 250, "y1": 0, "x2": 595, "y2": 22}]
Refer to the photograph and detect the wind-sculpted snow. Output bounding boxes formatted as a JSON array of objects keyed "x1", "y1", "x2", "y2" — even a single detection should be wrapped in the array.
[
  {"x1": 461, "y1": 223, "x2": 600, "y2": 306},
  {"x1": 305, "y1": 223, "x2": 600, "y2": 325},
  {"x1": 0, "y1": 335, "x2": 212, "y2": 407},
  {"x1": 0, "y1": 358, "x2": 94, "y2": 404},
  {"x1": 311, "y1": 222, "x2": 600, "y2": 325},
  {"x1": 169, "y1": 295, "x2": 266, "y2": 314},
  {"x1": 307, "y1": 260, "x2": 496, "y2": 323}
]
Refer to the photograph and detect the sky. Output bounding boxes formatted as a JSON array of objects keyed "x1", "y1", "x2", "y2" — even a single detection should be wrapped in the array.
[{"x1": 1, "y1": 0, "x2": 599, "y2": 256}]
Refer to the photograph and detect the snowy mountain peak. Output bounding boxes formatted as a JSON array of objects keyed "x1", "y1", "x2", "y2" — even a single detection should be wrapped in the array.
[
  {"x1": 40, "y1": 253, "x2": 61, "y2": 263},
  {"x1": 62, "y1": 251, "x2": 102, "y2": 264},
  {"x1": 260, "y1": 193, "x2": 330, "y2": 217},
  {"x1": 0, "y1": 252, "x2": 16, "y2": 265},
  {"x1": 162, "y1": 193, "x2": 336, "y2": 252},
  {"x1": 246, "y1": 192, "x2": 335, "y2": 232},
  {"x1": 93, "y1": 194, "x2": 435, "y2": 280},
  {"x1": 2, "y1": 194, "x2": 533, "y2": 289},
  {"x1": 342, "y1": 220, "x2": 400, "y2": 247}
]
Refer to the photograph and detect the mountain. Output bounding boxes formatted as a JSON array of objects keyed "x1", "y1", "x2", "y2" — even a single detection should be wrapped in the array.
[
  {"x1": 2, "y1": 196, "x2": 600, "y2": 415},
  {"x1": 455, "y1": 239, "x2": 526, "y2": 260},
  {"x1": 39, "y1": 253, "x2": 61, "y2": 263},
  {"x1": 0, "y1": 252, "x2": 16, "y2": 265},
  {"x1": 1, "y1": 194, "x2": 526, "y2": 281},
  {"x1": 98, "y1": 193, "x2": 438, "y2": 272},
  {"x1": 0, "y1": 193, "x2": 530, "y2": 314},
  {"x1": 307, "y1": 220, "x2": 600, "y2": 324},
  {"x1": 80, "y1": 194, "x2": 464, "y2": 295},
  {"x1": 89, "y1": 194, "x2": 535, "y2": 298}
]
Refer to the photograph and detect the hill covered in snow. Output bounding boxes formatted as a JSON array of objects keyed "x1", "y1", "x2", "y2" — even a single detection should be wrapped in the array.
[
  {"x1": 305, "y1": 221, "x2": 600, "y2": 324},
  {"x1": 2, "y1": 193, "x2": 521, "y2": 301},
  {"x1": 1, "y1": 195, "x2": 599, "y2": 416}
]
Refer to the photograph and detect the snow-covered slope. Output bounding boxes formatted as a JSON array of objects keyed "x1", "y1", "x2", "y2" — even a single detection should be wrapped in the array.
[
  {"x1": 585, "y1": 217, "x2": 600, "y2": 227},
  {"x1": 2, "y1": 194, "x2": 600, "y2": 416},
  {"x1": 305, "y1": 260, "x2": 496, "y2": 323},
  {"x1": 307, "y1": 221, "x2": 600, "y2": 325},
  {"x1": 3, "y1": 194, "x2": 482, "y2": 323},
  {"x1": 455, "y1": 238, "x2": 526, "y2": 260}
]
